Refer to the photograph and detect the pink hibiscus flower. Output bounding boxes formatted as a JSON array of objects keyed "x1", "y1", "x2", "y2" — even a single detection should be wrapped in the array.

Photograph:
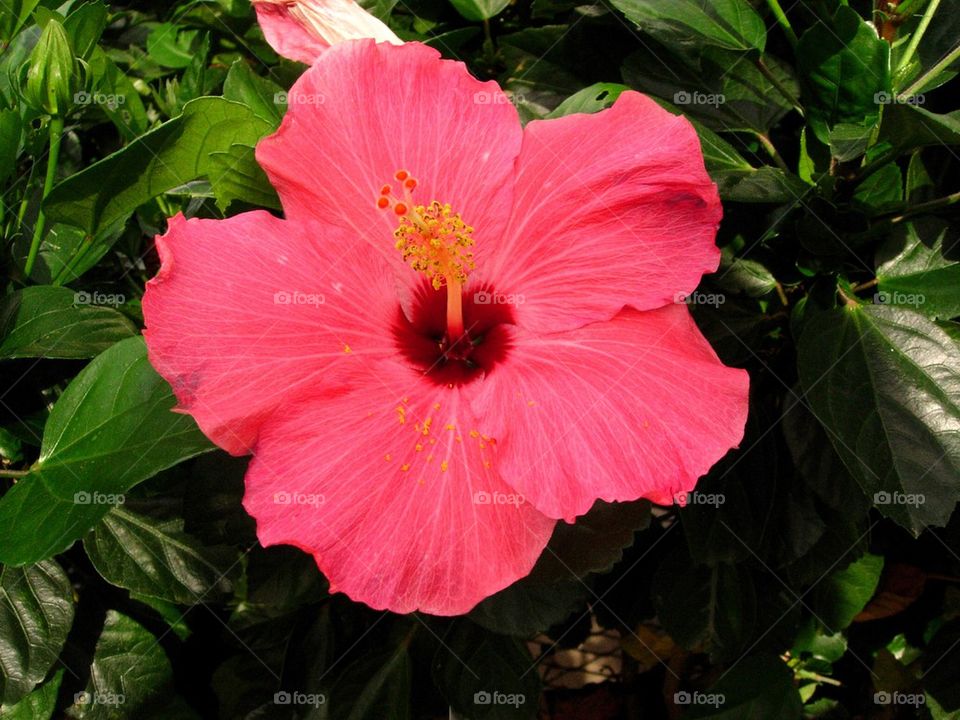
[
  {"x1": 252, "y1": 0, "x2": 399, "y2": 64},
  {"x1": 142, "y1": 39, "x2": 749, "y2": 615}
]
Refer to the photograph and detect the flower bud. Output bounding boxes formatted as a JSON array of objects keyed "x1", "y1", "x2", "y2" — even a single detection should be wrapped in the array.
[{"x1": 22, "y1": 19, "x2": 80, "y2": 116}]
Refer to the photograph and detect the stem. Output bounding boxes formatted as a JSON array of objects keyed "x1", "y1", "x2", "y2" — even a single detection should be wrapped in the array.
[
  {"x1": 23, "y1": 116, "x2": 64, "y2": 278},
  {"x1": 899, "y1": 41, "x2": 960, "y2": 99},
  {"x1": 887, "y1": 189, "x2": 960, "y2": 221},
  {"x1": 755, "y1": 132, "x2": 790, "y2": 172},
  {"x1": 765, "y1": 0, "x2": 798, "y2": 48},
  {"x1": 896, "y1": 0, "x2": 940, "y2": 74},
  {"x1": 755, "y1": 58, "x2": 804, "y2": 116},
  {"x1": 852, "y1": 278, "x2": 879, "y2": 292},
  {"x1": 837, "y1": 286, "x2": 861, "y2": 308},
  {"x1": 446, "y1": 278, "x2": 464, "y2": 339},
  {"x1": 0, "y1": 469, "x2": 29, "y2": 478}
]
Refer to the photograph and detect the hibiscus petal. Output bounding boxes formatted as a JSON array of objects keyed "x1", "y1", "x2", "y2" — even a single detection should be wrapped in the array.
[
  {"x1": 471, "y1": 305, "x2": 749, "y2": 521},
  {"x1": 242, "y1": 359, "x2": 556, "y2": 615},
  {"x1": 142, "y1": 212, "x2": 401, "y2": 455},
  {"x1": 253, "y1": 0, "x2": 400, "y2": 65},
  {"x1": 255, "y1": 40, "x2": 521, "y2": 267},
  {"x1": 482, "y1": 91, "x2": 722, "y2": 334}
]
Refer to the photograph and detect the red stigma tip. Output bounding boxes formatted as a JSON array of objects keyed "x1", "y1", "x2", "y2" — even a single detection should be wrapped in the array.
[
  {"x1": 405, "y1": 178, "x2": 417, "y2": 189},
  {"x1": 380, "y1": 184, "x2": 391, "y2": 195},
  {"x1": 377, "y1": 197, "x2": 390, "y2": 209},
  {"x1": 394, "y1": 203, "x2": 408, "y2": 215},
  {"x1": 395, "y1": 170, "x2": 409, "y2": 181}
]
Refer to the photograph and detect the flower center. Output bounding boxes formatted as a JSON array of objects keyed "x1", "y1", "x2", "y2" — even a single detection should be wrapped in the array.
[{"x1": 378, "y1": 170, "x2": 474, "y2": 339}]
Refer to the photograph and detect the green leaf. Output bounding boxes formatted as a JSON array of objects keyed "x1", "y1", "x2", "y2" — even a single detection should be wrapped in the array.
[
  {"x1": 608, "y1": 0, "x2": 765, "y2": 52},
  {"x1": 811, "y1": 552, "x2": 883, "y2": 630},
  {"x1": 622, "y1": 46, "x2": 796, "y2": 133},
  {"x1": 469, "y1": 577, "x2": 587, "y2": 638},
  {"x1": 878, "y1": 104, "x2": 960, "y2": 153},
  {"x1": 327, "y1": 641, "x2": 411, "y2": 720},
  {"x1": 448, "y1": 0, "x2": 509, "y2": 21},
  {"x1": 0, "y1": 561, "x2": 74, "y2": 705},
  {"x1": 43, "y1": 97, "x2": 274, "y2": 237},
  {"x1": 222, "y1": 60, "x2": 283, "y2": 127},
  {"x1": 681, "y1": 654, "x2": 802, "y2": 719},
  {"x1": 84, "y1": 495, "x2": 240, "y2": 605},
  {"x1": 537, "y1": 499, "x2": 651, "y2": 581},
  {"x1": 797, "y1": 6, "x2": 891, "y2": 144},
  {"x1": 546, "y1": 83, "x2": 628, "y2": 118},
  {"x1": 66, "y1": 611, "x2": 174, "y2": 719},
  {"x1": 715, "y1": 247, "x2": 777, "y2": 297},
  {"x1": 0, "y1": 286, "x2": 136, "y2": 359},
  {"x1": 653, "y1": 552, "x2": 756, "y2": 661},
  {"x1": 146, "y1": 23, "x2": 200, "y2": 69},
  {"x1": 0, "y1": 109, "x2": 20, "y2": 185},
  {"x1": 63, "y1": 1, "x2": 107, "y2": 60},
  {"x1": 0, "y1": 670, "x2": 63, "y2": 719},
  {"x1": 206, "y1": 143, "x2": 280, "y2": 212},
  {"x1": 851, "y1": 162, "x2": 902, "y2": 213},
  {"x1": 0, "y1": 337, "x2": 214, "y2": 566},
  {"x1": 798, "y1": 305, "x2": 960, "y2": 535},
  {"x1": 877, "y1": 218, "x2": 960, "y2": 319},
  {"x1": 433, "y1": 621, "x2": 540, "y2": 720}
]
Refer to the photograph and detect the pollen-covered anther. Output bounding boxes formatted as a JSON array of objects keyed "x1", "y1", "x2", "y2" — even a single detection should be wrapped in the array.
[{"x1": 376, "y1": 170, "x2": 475, "y2": 290}]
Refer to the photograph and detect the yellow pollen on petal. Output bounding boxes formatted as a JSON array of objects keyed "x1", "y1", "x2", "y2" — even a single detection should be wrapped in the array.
[
  {"x1": 440, "y1": 460, "x2": 449, "y2": 472},
  {"x1": 401, "y1": 463, "x2": 410, "y2": 472},
  {"x1": 343, "y1": 344, "x2": 351, "y2": 353}
]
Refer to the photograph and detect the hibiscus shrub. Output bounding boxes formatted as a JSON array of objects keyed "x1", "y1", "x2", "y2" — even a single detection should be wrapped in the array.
[{"x1": 2, "y1": 0, "x2": 960, "y2": 718}]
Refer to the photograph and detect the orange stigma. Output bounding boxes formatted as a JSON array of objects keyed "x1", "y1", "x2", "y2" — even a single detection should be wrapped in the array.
[{"x1": 376, "y1": 169, "x2": 475, "y2": 338}]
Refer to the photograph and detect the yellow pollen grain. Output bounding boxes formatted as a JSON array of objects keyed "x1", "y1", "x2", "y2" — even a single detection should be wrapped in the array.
[
  {"x1": 433, "y1": 402, "x2": 441, "y2": 410},
  {"x1": 440, "y1": 460, "x2": 449, "y2": 472},
  {"x1": 415, "y1": 443, "x2": 423, "y2": 452},
  {"x1": 527, "y1": 400, "x2": 536, "y2": 407},
  {"x1": 396, "y1": 406, "x2": 406, "y2": 424},
  {"x1": 455, "y1": 435, "x2": 462, "y2": 443},
  {"x1": 384, "y1": 454, "x2": 391, "y2": 461},
  {"x1": 422, "y1": 418, "x2": 432, "y2": 435},
  {"x1": 394, "y1": 201, "x2": 475, "y2": 289},
  {"x1": 444, "y1": 423, "x2": 455, "y2": 431},
  {"x1": 343, "y1": 344, "x2": 351, "y2": 353},
  {"x1": 469, "y1": 429, "x2": 480, "y2": 438},
  {"x1": 401, "y1": 463, "x2": 410, "y2": 472}
]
